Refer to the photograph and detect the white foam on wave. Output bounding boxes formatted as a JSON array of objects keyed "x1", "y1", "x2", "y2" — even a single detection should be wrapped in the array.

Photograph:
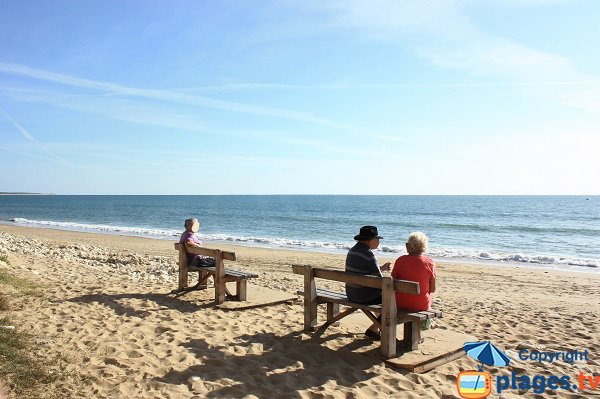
[
  {"x1": 202, "y1": 233, "x2": 352, "y2": 251},
  {"x1": 380, "y1": 245, "x2": 599, "y2": 268},
  {"x1": 8, "y1": 217, "x2": 599, "y2": 269},
  {"x1": 10, "y1": 218, "x2": 180, "y2": 238}
]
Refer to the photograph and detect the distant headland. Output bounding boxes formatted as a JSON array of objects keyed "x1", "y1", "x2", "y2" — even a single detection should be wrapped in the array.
[{"x1": 0, "y1": 192, "x2": 54, "y2": 195}]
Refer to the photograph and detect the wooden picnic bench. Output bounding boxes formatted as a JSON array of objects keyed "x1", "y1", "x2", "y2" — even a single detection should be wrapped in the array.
[
  {"x1": 292, "y1": 264, "x2": 442, "y2": 358},
  {"x1": 175, "y1": 243, "x2": 258, "y2": 304}
]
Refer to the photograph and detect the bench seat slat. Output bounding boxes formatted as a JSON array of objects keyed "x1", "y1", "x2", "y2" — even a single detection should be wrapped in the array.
[
  {"x1": 316, "y1": 288, "x2": 348, "y2": 300},
  {"x1": 187, "y1": 266, "x2": 257, "y2": 279}
]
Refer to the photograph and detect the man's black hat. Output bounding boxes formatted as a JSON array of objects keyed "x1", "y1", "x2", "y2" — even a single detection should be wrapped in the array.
[{"x1": 354, "y1": 226, "x2": 383, "y2": 241}]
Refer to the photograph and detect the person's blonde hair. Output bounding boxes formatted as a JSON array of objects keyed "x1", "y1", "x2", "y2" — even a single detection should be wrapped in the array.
[
  {"x1": 407, "y1": 232, "x2": 429, "y2": 254},
  {"x1": 184, "y1": 218, "x2": 198, "y2": 230}
]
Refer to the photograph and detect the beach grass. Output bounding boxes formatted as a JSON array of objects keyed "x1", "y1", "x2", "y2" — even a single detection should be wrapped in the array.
[
  {"x1": 0, "y1": 316, "x2": 61, "y2": 398},
  {"x1": 0, "y1": 270, "x2": 44, "y2": 297},
  {"x1": 0, "y1": 271, "x2": 75, "y2": 399},
  {"x1": 0, "y1": 296, "x2": 8, "y2": 311},
  {"x1": 0, "y1": 254, "x2": 9, "y2": 264}
]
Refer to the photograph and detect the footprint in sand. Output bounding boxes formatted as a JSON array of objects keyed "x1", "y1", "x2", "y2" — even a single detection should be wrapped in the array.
[
  {"x1": 126, "y1": 350, "x2": 144, "y2": 359},
  {"x1": 154, "y1": 326, "x2": 173, "y2": 334}
]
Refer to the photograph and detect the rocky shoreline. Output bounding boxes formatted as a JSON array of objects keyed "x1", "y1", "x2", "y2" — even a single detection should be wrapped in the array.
[{"x1": 0, "y1": 232, "x2": 177, "y2": 283}]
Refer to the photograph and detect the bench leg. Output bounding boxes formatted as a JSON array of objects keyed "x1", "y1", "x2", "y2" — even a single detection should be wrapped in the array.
[
  {"x1": 380, "y1": 277, "x2": 397, "y2": 358},
  {"x1": 303, "y1": 266, "x2": 318, "y2": 331},
  {"x1": 403, "y1": 321, "x2": 420, "y2": 351},
  {"x1": 178, "y1": 265, "x2": 188, "y2": 291},
  {"x1": 326, "y1": 303, "x2": 340, "y2": 326},
  {"x1": 237, "y1": 280, "x2": 247, "y2": 301}
]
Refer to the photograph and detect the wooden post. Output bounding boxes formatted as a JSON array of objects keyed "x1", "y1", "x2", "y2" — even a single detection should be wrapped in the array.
[
  {"x1": 178, "y1": 244, "x2": 188, "y2": 290},
  {"x1": 327, "y1": 303, "x2": 340, "y2": 326},
  {"x1": 237, "y1": 280, "x2": 247, "y2": 301},
  {"x1": 380, "y1": 277, "x2": 397, "y2": 358},
  {"x1": 404, "y1": 321, "x2": 420, "y2": 351},
  {"x1": 214, "y1": 250, "x2": 226, "y2": 304},
  {"x1": 303, "y1": 266, "x2": 318, "y2": 331}
]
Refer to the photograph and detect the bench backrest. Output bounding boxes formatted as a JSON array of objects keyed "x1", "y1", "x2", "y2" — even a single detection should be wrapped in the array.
[
  {"x1": 292, "y1": 264, "x2": 419, "y2": 294},
  {"x1": 173, "y1": 243, "x2": 236, "y2": 261}
]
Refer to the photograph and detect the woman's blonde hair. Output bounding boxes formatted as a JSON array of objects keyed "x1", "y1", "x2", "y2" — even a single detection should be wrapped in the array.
[{"x1": 407, "y1": 231, "x2": 429, "y2": 254}]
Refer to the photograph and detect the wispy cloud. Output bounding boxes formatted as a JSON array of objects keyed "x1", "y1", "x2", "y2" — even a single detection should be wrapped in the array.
[
  {"x1": 0, "y1": 106, "x2": 75, "y2": 166},
  {"x1": 0, "y1": 86, "x2": 376, "y2": 159},
  {"x1": 0, "y1": 62, "x2": 353, "y2": 130},
  {"x1": 302, "y1": 0, "x2": 600, "y2": 114},
  {"x1": 174, "y1": 80, "x2": 600, "y2": 93}
]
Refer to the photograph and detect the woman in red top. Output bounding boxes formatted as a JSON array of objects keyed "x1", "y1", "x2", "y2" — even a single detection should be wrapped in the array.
[{"x1": 391, "y1": 232, "x2": 436, "y2": 312}]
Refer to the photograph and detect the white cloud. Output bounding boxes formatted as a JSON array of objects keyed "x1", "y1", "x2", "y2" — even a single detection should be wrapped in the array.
[
  {"x1": 304, "y1": 0, "x2": 600, "y2": 114},
  {"x1": 0, "y1": 106, "x2": 74, "y2": 166},
  {"x1": 0, "y1": 62, "x2": 353, "y2": 130}
]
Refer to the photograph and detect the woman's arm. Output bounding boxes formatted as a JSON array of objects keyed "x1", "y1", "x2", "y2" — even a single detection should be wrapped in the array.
[
  {"x1": 185, "y1": 237, "x2": 201, "y2": 248},
  {"x1": 429, "y1": 277, "x2": 436, "y2": 293}
]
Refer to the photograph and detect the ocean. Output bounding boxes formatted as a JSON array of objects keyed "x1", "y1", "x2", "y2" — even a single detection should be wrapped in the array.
[{"x1": 0, "y1": 195, "x2": 598, "y2": 271}]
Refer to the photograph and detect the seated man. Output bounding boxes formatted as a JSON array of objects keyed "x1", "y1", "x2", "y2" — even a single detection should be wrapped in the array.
[{"x1": 345, "y1": 226, "x2": 391, "y2": 340}]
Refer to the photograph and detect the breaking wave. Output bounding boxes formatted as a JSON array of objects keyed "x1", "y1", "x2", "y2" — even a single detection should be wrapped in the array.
[{"x1": 7, "y1": 217, "x2": 599, "y2": 269}]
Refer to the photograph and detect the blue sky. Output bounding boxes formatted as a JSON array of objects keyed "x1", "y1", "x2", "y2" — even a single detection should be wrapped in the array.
[{"x1": 0, "y1": 0, "x2": 599, "y2": 194}]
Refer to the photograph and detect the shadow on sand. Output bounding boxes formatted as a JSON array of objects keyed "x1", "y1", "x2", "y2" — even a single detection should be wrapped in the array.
[
  {"x1": 68, "y1": 288, "x2": 220, "y2": 318},
  {"x1": 153, "y1": 330, "x2": 408, "y2": 398}
]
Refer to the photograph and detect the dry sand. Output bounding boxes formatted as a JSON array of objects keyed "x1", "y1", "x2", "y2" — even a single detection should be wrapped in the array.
[{"x1": 0, "y1": 224, "x2": 598, "y2": 398}]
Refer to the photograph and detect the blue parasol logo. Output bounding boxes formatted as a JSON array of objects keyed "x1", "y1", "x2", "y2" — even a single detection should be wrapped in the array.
[{"x1": 464, "y1": 341, "x2": 511, "y2": 371}]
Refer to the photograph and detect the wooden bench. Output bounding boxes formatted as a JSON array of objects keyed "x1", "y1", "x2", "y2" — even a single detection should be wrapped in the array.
[
  {"x1": 292, "y1": 264, "x2": 442, "y2": 358},
  {"x1": 175, "y1": 243, "x2": 258, "y2": 304}
]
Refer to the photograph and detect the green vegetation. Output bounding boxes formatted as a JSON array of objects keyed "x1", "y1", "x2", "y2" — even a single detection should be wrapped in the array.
[
  {"x1": 0, "y1": 270, "x2": 42, "y2": 297},
  {"x1": 0, "y1": 270, "x2": 79, "y2": 398},
  {"x1": 0, "y1": 317, "x2": 62, "y2": 398},
  {"x1": 0, "y1": 296, "x2": 8, "y2": 311},
  {"x1": 0, "y1": 255, "x2": 9, "y2": 264}
]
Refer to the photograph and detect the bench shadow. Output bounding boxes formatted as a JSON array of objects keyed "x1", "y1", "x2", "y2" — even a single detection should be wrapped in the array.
[
  {"x1": 154, "y1": 330, "x2": 400, "y2": 398},
  {"x1": 68, "y1": 290, "x2": 218, "y2": 318}
]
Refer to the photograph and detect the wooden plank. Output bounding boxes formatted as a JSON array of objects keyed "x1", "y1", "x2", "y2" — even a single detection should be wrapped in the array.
[
  {"x1": 316, "y1": 289, "x2": 348, "y2": 300},
  {"x1": 380, "y1": 277, "x2": 397, "y2": 358},
  {"x1": 174, "y1": 243, "x2": 236, "y2": 261},
  {"x1": 314, "y1": 268, "x2": 383, "y2": 289},
  {"x1": 292, "y1": 264, "x2": 306, "y2": 275},
  {"x1": 187, "y1": 265, "x2": 257, "y2": 280},
  {"x1": 397, "y1": 313, "x2": 426, "y2": 323},
  {"x1": 393, "y1": 279, "x2": 420, "y2": 295},
  {"x1": 292, "y1": 265, "x2": 419, "y2": 294},
  {"x1": 397, "y1": 310, "x2": 443, "y2": 323},
  {"x1": 412, "y1": 348, "x2": 465, "y2": 373},
  {"x1": 384, "y1": 329, "x2": 474, "y2": 373},
  {"x1": 223, "y1": 270, "x2": 258, "y2": 278},
  {"x1": 420, "y1": 310, "x2": 442, "y2": 318}
]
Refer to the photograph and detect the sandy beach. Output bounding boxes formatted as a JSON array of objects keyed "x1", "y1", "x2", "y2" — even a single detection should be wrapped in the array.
[{"x1": 0, "y1": 224, "x2": 598, "y2": 398}]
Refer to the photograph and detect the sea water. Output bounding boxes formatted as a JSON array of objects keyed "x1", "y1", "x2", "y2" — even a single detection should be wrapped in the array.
[{"x1": 0, "y1": 195, "x2": 598, "y2": 271}]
